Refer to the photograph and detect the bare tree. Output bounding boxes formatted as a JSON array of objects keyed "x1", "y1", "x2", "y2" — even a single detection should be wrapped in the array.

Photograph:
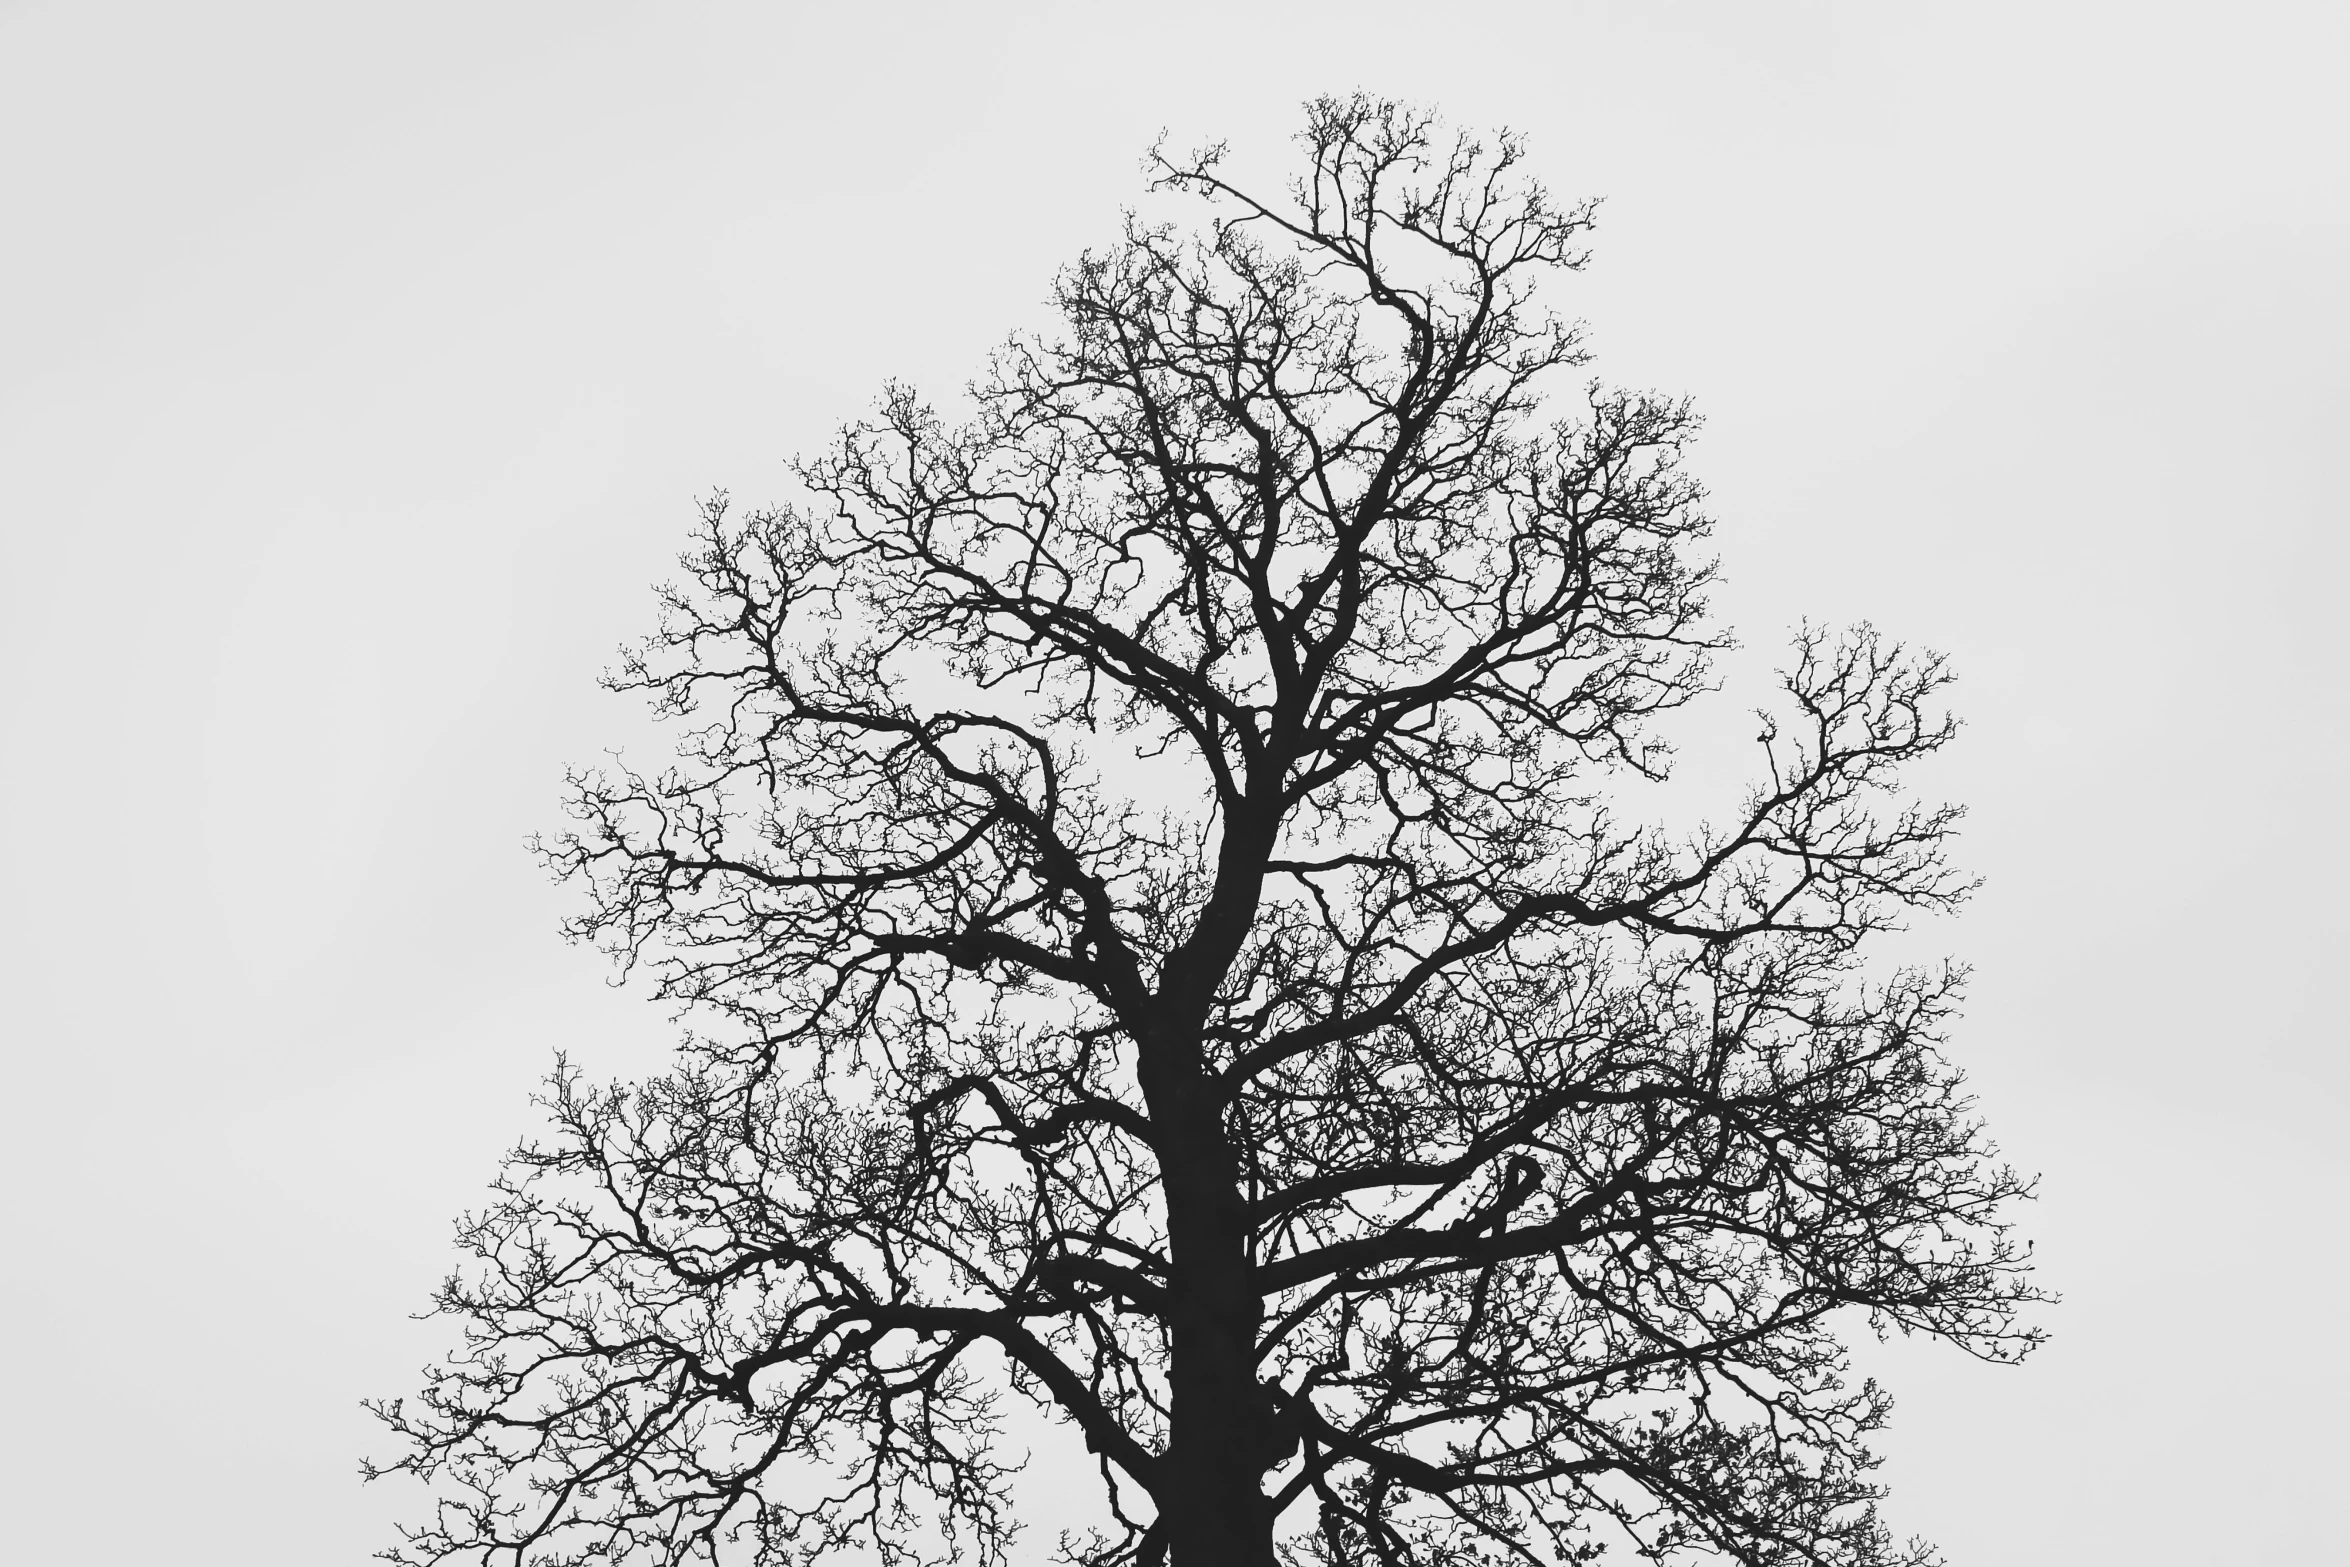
[{"x1": 369, "y1": 95, "x2": 2042, "y2": 1567}]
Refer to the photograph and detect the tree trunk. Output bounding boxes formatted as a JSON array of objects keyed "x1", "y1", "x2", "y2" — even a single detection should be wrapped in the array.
[
  {"x1": 1146, "y1": 1028, "x2": 1280, "y2": 1567},
  {"x1": 1159, "y1": 1206, "x2": 1280, "y2": 1567}
]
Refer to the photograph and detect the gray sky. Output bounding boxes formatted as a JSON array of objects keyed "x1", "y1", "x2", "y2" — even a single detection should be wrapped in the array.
[{"x1": 2, "y1": 2, "x2": 2343, "y2": 1561}]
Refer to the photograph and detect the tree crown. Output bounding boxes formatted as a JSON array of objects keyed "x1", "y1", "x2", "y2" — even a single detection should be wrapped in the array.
[{"x1": 371, "y1": 95, "x2": 2041, "y2": 1567}]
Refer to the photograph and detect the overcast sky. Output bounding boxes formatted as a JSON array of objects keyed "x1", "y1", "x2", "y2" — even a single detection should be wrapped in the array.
[{"x1": 2, "y1": 2, "x2": 2344, "y2": 1561}]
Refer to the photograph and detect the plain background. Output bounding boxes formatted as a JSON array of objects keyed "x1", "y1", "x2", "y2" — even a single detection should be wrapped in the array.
[{"x1": 3, "y1": 2, "x2": 2344, "y2": 1561}]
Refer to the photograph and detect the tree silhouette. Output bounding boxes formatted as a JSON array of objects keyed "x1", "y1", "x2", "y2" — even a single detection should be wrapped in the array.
[{"x1": 370, "y1": 96, "x2": 2042, "y2": 1567}]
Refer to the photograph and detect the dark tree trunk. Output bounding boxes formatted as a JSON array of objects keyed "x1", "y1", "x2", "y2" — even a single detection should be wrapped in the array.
[
  {"x1": 1145, "y1": 1018, "x2": 1280, "y2": 1567},
  {"x1": 1159, "y1": 1186, "x2": 1279, "y2": 1566}
]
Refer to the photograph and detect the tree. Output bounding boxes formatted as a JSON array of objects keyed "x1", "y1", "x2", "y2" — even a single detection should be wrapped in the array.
[{"x1": 369, "y1": 96, "x2": 2042, "y2": 1567}]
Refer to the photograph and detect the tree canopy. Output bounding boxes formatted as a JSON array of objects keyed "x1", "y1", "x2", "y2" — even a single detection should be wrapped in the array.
[{"x1": 371, "y1": 95, "x2": 2042, "y2": 1567}]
